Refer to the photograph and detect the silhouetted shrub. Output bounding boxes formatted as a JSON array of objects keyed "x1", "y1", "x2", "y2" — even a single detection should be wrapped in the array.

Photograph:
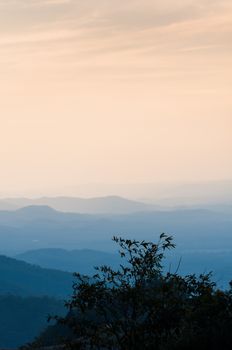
[{"x1": 37, "y1": 234, "x2": 232, "y2": 350}]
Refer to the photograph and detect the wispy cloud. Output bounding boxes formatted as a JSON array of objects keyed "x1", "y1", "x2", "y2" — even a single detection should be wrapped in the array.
[{"x1": 0, "y1": 0, "x2": 231, "y2": 74}]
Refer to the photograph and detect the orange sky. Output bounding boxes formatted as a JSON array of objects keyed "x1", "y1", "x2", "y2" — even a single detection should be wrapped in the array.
[{"x1": 0, "y1": 0, "x2": 231, "y2": 196}]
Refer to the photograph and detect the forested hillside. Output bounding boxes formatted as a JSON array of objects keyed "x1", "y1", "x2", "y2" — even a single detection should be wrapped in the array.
[
  {"x1": 0, "y1": 295, "x2": 65, "y2": 348},
  {"x1": 0, "y1": 255, "x2": 73, "y2": 298}
]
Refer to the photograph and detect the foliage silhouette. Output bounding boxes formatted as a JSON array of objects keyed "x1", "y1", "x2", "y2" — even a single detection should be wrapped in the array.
[{"x1": 35, "y1": 234, "x2": 232, "y2": 350}]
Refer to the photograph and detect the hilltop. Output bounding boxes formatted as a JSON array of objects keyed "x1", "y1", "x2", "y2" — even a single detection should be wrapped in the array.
[
  {"x1": 0, "y1": 195, "x2": 155, "y2": 214},
  {"x1": 0, "y1": 254, "x2": 73, "y2": 298}
]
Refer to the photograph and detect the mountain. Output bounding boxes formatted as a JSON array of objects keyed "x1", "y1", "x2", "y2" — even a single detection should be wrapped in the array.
[
  {"x1": 0, "y1": 205, "x2": 62, "y2": 227},
  {"x1": 131, "y1": 180, "x2": 232, "y2": 206},
  {"x1": 1, "y1": 195, "x2": 155, "y2": 214},
  {"x1": 0, "y1": 251, "x2": 74, "y2": 348},
  {"x1": 0, "y1": 255, "x2": 73, "y2": 298},
  {"x1": 0, "y1": 205, "x2": 231, "y2": 253},
  {"x1": 16, "y1": 248, "x2": 121, "y2": 274},
  {"x1": 0, "y1": 295, "x2": 65, "y2": 349},
  {"x1": 0, "y1": 205, "x2": 232, "y2": 285},
  {"x1": 1, "y1": 180, "x2": 232, "y2": 213}
]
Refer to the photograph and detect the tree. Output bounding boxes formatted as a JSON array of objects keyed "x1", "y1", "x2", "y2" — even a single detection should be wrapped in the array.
[{"x1": 48, "y1": 234, "x2": 232, "y2": 349}]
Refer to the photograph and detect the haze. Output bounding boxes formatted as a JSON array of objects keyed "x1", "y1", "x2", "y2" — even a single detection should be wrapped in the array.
[{"x1": 0, "y1": 0, "x2": 231, "y2": 196}]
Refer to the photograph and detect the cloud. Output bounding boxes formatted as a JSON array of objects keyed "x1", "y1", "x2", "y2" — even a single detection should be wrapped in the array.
[
  {"x1": 0, "y1": 0, "x2": 230, "y2": 32},
  {"x1": 0, "y1": 0, "x2": 231, "y2": 76}
]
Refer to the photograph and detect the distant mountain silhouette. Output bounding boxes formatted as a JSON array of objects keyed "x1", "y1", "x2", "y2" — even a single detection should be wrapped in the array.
[
  {"x1": 17, "y1": 205, "x2": 57, "y2": 215},
  {"x1": 0, "y1": 205, "x2": 231, "y2": 286},
  {"x1": 1, "y1": 180, "x2": 232, "y2": 212},
  {"x1": 0, "y1": 255, "x2": 73, "y2": 298},
  {"x1": 16, "y1": 248, "x2": 121, "y2": 274},
  {"x1": 1, "y1": 195, "x2": 155, "y2": 214},
  {"x1": 0, "y1": 205, "x2": 231, "y2": 254}
]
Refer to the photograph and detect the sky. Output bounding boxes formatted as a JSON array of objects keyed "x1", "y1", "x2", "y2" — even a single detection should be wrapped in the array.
[{"x1": 0, "y1": 0, "x2": 231, "y2": 196}]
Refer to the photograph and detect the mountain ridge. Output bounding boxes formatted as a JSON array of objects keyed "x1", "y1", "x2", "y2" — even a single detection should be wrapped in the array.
[
  {"x1": 0, "y1": 195, "x2": 156, "y2": 214},
  {"x1": 15, "y1": 247, "x2": 121, "y2": 274},
  {"x1": 0, "y1": 254, "x2": 73, "y2": 298}
]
